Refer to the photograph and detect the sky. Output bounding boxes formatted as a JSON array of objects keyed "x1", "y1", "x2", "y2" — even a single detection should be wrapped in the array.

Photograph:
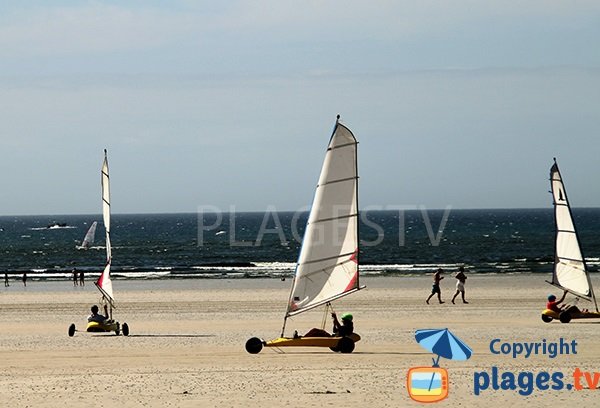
[{"x1": 0, "y1": 1, "x2": 599, "y2": 215}]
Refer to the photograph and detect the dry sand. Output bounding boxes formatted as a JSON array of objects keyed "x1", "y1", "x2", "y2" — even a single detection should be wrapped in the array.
[{"x1": 1, "y1": 275, "x2": 599, "y2": 407}]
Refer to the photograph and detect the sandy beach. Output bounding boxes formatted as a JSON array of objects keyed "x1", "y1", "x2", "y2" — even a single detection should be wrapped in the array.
[{"x1": 1, "y1": 274, "x2": 599, "y2": 407}]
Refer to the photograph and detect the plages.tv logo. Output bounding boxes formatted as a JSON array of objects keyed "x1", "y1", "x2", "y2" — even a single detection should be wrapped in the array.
[{"x1": 407, "y1": 328, "x2": 472, "y2": 403}]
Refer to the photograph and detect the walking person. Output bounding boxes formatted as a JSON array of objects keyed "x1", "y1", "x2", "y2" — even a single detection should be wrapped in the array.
[
  {"x1": 22, "y1": 272, "x2": 27, "y2": 287},
  {"x1": 73, "y1": 269, "x2": 78, "y2": 287},
  {"x1": 426, "y1": 268, "x2": 444, "y2": 304},
  {"x1": 4, "y1": 272, "x2": 9, "y2": 287},
  {"x1": 451, "y1": 266, "x2": 469, "y2": 304},
  {"x1": 79, "y1": 270, "x2": 85, "y2": 286}
]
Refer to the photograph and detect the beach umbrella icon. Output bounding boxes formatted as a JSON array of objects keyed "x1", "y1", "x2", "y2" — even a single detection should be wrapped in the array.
[{"x1": 415, "y1": 328, "x2": 472, "y2": 367}]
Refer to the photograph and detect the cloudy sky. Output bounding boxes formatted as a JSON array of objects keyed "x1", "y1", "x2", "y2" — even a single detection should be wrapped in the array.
[{"x1": 0, "y1": 1, "x2": 599, "y2": 215}]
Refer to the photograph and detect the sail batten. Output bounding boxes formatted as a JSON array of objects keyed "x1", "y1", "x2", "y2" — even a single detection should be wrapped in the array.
[
  {"x1": 549, "y1": 160, "x2": 594, "y2": 302},
  {"x1": 300, "y1": 251, "x2": 358, "y2": 266},
  {"x1": 318, "y1": 176, "x2": 358, "y2": 187},
  {"x1": 285, "y1": 120, "x2": 361, "y2": 318},
  {"x1": 310, "y1": 213, "x2": 358, "y2": 224}
]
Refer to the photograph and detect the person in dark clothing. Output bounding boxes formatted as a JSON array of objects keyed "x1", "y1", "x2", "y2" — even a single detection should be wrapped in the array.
[{"x1": 300, "y1": 312, "x2": 354, "y2": 338}]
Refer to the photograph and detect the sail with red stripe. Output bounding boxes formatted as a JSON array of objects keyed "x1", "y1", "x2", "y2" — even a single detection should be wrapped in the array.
[
  {"x1": 286, "y1": 117, "x2": 362, "y2": 317},
  {"x1": 95, "y1": 149, "x2": 114, "y2": 305}
]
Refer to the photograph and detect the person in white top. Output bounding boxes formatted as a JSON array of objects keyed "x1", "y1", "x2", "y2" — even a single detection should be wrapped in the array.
[{"x1": 451, "y1": 266, "x2": 468, "y2": 304}]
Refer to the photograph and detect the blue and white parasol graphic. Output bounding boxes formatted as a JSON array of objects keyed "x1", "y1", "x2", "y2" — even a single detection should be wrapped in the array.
[{"x1": 415, "y1": 328, "x2": 472, "y2": 367}]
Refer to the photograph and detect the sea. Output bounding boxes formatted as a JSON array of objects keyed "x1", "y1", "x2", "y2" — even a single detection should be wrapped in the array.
[{"x1": 1, "y1": 209, "x2": 598, "y2": 282}]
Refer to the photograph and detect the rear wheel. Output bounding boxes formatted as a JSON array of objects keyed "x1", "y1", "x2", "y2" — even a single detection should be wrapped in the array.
[
  {"x1": 337, "y1": 336, "x2": 355, "y2": 354},
  {"x1": 68, "y1": 323, "x2": 76, "y2": 337},
  {"x1": 245, "y1": 337, "x2": 263, "y2": 354},
  {"x1": 541, "y1": 314, "x2": 553, "y2": 323},
  {"x1": 122, "y1": 323, "x2": 129, "y2": 336},
  {"x1": 559, "y1": 311, "x2": 572, "y2": 323}
]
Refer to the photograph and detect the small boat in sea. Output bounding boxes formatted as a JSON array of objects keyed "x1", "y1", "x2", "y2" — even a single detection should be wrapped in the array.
[
  {"x1": 245, "y1": 116, "x2": 363, "y2": 354},
  {"x1": 76, "y1": 221, "x2": 98, "y2": 250},
  {"x1": 46, "y1": 222, "x2": 69, "y2": 229},
  {"x1": 69, "y1": 150, "x2": 129, "y2": 336},
  {"x1": 541, "y1": 159, "x2": 600, "y2": 323}
]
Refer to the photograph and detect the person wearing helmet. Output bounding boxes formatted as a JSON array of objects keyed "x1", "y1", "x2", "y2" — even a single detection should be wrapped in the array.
[
  {"x1": 332, "y1": 312, "x2": 354, "y2": 337},
  {"x1": 87, "y1": 304, "x2": 108, "y2": 323},
  {"x1": 546, "y1": 291, "x2": 568, "y2": 313},
  {"x1": 299, "y1": 312, "x2": 355, "y2": 338}
]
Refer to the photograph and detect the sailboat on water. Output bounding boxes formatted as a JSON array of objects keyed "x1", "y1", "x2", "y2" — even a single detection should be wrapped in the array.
[
  {"x1": 69, "y1": 150, "x2": 129, "y2": 336},
  {"x1": 541, "y1": 158, "x2": 600, "y2": 323},
  {"x1": 245, "y1": 116, "x2": 364, "y2": 354},
  {"x1": 76, "y1": 221, "x2": 98, "y2": 250}
]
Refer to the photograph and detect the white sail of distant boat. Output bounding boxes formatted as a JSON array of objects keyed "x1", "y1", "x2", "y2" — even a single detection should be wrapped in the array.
[
  {"x1": 95, "y1": 149, "x2": 114, "y2": 307},
  {"x1": 547, "y1": 159, "x2": 598, "y2": 310},
  {"x1": 283, "y1": 116, "x2": 362, "y2": 329},
  {"x1": 79, "y1": 221, "x2": 98, "y2": 249}
]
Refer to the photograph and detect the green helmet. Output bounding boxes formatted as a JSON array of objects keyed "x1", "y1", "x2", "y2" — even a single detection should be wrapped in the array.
[{"x1": 341, "y1": 313, "x2": 353, "y2": 322}]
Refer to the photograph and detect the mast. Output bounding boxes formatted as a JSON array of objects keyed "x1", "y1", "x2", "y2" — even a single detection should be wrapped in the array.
[
  {"x1": 548, "y1": 158, "x2": 597, "y2": 311},
  {"x1": 281, "y1": 115, "x2": 362, "y2": 336}
]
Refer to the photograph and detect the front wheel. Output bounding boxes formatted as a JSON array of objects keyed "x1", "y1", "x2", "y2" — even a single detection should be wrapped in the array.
[
  {"x1": 68, "y1": 323, "x2": 76, "y2": 337},
  {"x1": 245, "y1": 337, "x2": 263, "y2": 354},
  {"x1": 541, "y1": 314, "x2": 553, "y2": 323},
  {"x1": 337, "y1": 336, "x2": 355, "y2": 354},
  {"x1": 559, "y1": 311, "x2": 572, "y2": 323},
  {"x1": 122, "y1": 323, "x2": 129, "y2": 336}
]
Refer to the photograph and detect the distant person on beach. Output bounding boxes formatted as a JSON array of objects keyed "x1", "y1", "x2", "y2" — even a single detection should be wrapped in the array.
[
  {"x1": 22, "y1": 272, "x2": 27, "y2": 287},
  {"x1": 426, "y1": 268, "x2": 444, "y2": 304},
  {"x1": 72, "y1": 269, "x2": 78, "y2": 286},
  {"x1": 4, "y1": 272, "x2": 9, "y2": 287},
  {"x1": 451, "y1": 266, "x2": 468, "y2": 304},
  {"x1": 79, "y1": 270, "x2": 85, "y2": 286},
  {"x1": 88, "y1": 305, "x2": 108, "y2": 323},
  {"x1": 299, "y1": 312, "x2": 354, "y2": 338}
]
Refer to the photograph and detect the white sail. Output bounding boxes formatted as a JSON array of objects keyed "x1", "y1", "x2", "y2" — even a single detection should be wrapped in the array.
[
  {"x1": 286, "y1": 118, "x2": 360, "y2": 317},
  {"x1": 549, "y1": 160, "x2": 592, "y2": 300},
  {"x1": 80, "y1": 221, "x2": 98, "y2": 249},
  {"x1": 96, "y1": 149, "x2": 114, "y2": 304}
]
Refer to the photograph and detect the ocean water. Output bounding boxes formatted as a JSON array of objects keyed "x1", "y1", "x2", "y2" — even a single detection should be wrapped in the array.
[{"x1": 0, "y1": 209, "x2": 598, "y2": 281}]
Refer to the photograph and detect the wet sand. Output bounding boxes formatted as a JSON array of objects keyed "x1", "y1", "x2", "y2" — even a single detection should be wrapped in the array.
[{"x1": 1, "y1": 275, "x2": 599, "y2": 407}]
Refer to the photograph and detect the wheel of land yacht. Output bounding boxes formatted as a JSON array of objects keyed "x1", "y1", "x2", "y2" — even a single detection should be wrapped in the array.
[
  {"x1": 337, "y1": 336, "x2": 355, "y2": 354},
  {"x1": 122, "y1": 323, "x2": 129, "y2": 336},
  {"x1": 541, "y1": 314, "x2": 553, "y2": 323},
  {"x1": 115, "y1": 324, "x2": 120, "y2": 336},
  {"x1": 245, "y1": 337, "x2": 263, "y2": 354},
  {"x1": 68, "y1": 323, "x2": 76, "y2": 337},
  {"x1": 559, "y1": 311, "x2": 572, "y2": 323}
]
